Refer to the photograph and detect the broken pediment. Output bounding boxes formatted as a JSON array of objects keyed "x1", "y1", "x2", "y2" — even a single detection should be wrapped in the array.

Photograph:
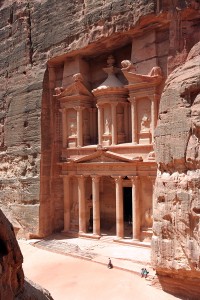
[
  {"x1": 121, "y1": 60, "x2": 162, "y2": 86},
  {"x1": 70, "y1": 150, "x2": 142, "y2": 163},
  {"x1": 54, "y1": 73, "x2": 93, "y2": 99}
]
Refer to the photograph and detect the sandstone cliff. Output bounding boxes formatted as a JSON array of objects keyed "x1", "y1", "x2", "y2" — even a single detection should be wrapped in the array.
[
  {"x1": 0, "y1": 209, "x2": 53, "y2": 299},
  {"x1": 152, "y1": 41, "x2": 200, "y2": 299},
  {"x1": 1, "y1": 1, "x2": 200, "y2": 298}
]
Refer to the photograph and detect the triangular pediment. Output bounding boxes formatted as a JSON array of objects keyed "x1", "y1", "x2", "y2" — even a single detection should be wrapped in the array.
[{"x1": 72, "y1": 150, "x2": 142, "y2": 163}]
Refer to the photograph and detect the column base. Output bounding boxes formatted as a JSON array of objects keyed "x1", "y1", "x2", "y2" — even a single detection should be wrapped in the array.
[
  {"x1": 79, "y1": 232, "x2": 101, "y2": 240},
  {"x1": 113, "y1": 236, "x2": 124, "y2": 242},
  {"x1": 61, "y1": 230, "x2": 79, "y2": 238}
]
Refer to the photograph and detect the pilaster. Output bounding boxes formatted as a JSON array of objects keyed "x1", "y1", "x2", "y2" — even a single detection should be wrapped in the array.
[
  {"x1": 91, "y1": 175, "x2": 101, "y2": 237},
  {"x1": 77, "y1": 175, "x2": 86, "y2": 234},
  {"x1": 111, "y1": 103, "x2": 117, "y2": 145},
  {"x1": 128, "y1": 176, "x2": 140, "y2": 240},
  {"x1": 113, "y1": 176, "x2": 124, "y2": 239},
  {"x1": 63, "y1": 175, "x2": 71, "y2": 232},
  {"x1": 129, "y1": 97, "x2": 137, "y2": 144}
]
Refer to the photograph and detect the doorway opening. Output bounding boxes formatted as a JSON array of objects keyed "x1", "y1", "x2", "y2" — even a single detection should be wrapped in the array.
[{"x1": 123, "y1": 187, "x2": 132, "y2": 238}]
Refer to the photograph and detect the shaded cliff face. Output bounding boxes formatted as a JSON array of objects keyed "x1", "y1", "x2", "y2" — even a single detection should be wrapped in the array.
[
  {"x1": 0, "y1": 209, "x2": 24, "y2": 299},
  {"x1": 152, "y1": 42, "x2": 200, "y2": 298},
  {"x1": 0, "y1": 209, "x2": 54, "y2": 299}
]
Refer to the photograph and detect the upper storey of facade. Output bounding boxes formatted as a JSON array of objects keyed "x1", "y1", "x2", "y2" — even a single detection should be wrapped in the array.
[{"x1": 53, "y1": 43, "x2": 163, "y2": 164}]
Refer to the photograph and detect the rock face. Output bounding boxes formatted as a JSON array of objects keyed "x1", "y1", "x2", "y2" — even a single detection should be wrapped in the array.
[
  {"x1": 0, "y1": 0, "x2": 200, "y2": 297},
  {"x1": 0, "y1": 209, "x2": 53, "y2": 299},
  {"x1": 152, "y1": 42, "x2": 200, "y2": 298}
]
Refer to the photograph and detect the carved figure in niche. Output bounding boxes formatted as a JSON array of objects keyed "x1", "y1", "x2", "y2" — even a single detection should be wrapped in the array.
[
  {"x1": 107, "y1": 55, "x2": 115, "y2": 67},
  {"x1": 72, "y1": 199, "x2": 78, "y2": 218},
  {"x1": 144, "y1": 208, "x2": 153, "y2": 229},
  {"x1": 148, "y1": 66, "x2": 162, "y2": 77},
  {"x1": 83, "y1": 119, "x2": 89, "y2": 135},
  {"x1": 140, "y1": 113, "x2": 150, "y2": 133},
  {"x1": 186, "y1": 93, "x2": 200, "y2": 166},
  {"x1": 104, "y1": 117, "x2": 111, "y2": 134},
  {"x1": 69, "y1": 122, "x2": 77, "y2": 137},
  {"x1": 55, "y1": 86, "x2": 64, "y2": 96},
  {"x1": 121, "y1": 60, "x2": 136, "y2": 72}
]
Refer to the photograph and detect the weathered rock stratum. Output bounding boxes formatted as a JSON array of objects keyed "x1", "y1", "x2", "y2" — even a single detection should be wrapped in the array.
[{"x1": 152, "y1": 41, "x2": 200, "y2": 299}]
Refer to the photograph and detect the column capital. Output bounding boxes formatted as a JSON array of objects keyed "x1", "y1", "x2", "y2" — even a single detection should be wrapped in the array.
[
  {"x1": 128, "y1": 176, "x2": 139, "y2": 183},
  {"x1": 148, "y1": 175, "x2": 156, "y2": 183},
  {"x1": 128, "y1": 97, "x2": 137, "y2": 104},
  {"x1": 76, "y1": 175, "x2": 87, "y2": 181},
  {"x1": 112, "y1": 176, "x2": 123, "y2": 183},
  {"x1": 91, "y1": 175, "x2": 100, "y2": 183},
  {"x1": 111, "y1": 102, "x2": 118, "y2": 107},
  {"x1": 96, "y1": 103, "x2": 102, "y2": 108},
  {"x1": 74, "y1": 106, "x2": 84, "y2": 111}
]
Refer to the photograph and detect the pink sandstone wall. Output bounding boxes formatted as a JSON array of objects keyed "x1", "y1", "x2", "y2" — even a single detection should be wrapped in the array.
[{"x1": 1, "y1": 1, "x2": 200, "y2": 297}]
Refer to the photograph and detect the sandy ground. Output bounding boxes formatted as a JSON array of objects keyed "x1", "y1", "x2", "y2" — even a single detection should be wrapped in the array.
[{"x1": 19, "y1": 240, "x2": 180, "y2": 300}]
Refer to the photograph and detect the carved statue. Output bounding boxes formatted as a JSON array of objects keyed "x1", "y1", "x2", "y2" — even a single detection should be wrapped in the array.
[
  {"x1": 54, "y1": 86, "x2": 64, "y2": 96},
  {"x1": 104, "y1": 117, "x2": 111, "y2": 134},
  {"x1": 121, "y1": 60, "x2": 136, "y2": 72},
  {"x1": 140, "y1": 113, "x2": 150, "y2": 133},
  {"x1": 69, "y1": 123, "x2": 77, "y2": 137},
  {"x1": 107, "y1": 55, "x2": 115, "y2": 67},
  {"x1": 144, "y1": 208, "x2": 153, "y2": 229}
]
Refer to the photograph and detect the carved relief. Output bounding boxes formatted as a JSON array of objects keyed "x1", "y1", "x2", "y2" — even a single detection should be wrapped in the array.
[
  {"x1": 104, "y1": 117, "x2": 111, "y2": 135},
  {"x1": 140, "y1": 112, "x2": 150, "y2": 133},
  {"x1": 69, "y1": 122, "x2": 77, "y2": 137},
  {"x1": 186, "y1": 93, "x2": 200, "y2": 168},
  {"x1": 144, "y1": 208, "x2": 153, "y2": 229}
]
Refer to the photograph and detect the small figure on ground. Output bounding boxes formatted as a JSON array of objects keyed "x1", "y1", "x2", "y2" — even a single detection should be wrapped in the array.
[
  {"x1": 143, "y1": 268, "x2": 149, "y2": 278},
  {"x1": 107, "y1": 258, "x2": 113, "y2": 269},
  {"x1": 141, "y1": 268, "x2": 149, "y2": 278},
  {"x1": 140, "y1": 268, "x2": 145, "y2": 277}
]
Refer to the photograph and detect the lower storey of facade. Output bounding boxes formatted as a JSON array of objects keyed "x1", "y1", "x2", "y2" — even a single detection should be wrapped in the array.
[{"x1": 62, "y1": 172, "x2": 155, "y2": 243}]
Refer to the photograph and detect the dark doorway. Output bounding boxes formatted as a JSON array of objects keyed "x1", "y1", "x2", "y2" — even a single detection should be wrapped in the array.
[{"x1": 123, "y1": 187, "x2": 132, "y2": 222}]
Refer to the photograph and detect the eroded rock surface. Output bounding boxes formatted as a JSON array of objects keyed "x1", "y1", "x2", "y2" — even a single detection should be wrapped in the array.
[
  {"x1": 0, "y1": 209, "x2": 53, "y2": 299},
  {"x1": 152, "y1": 42, "x2": 200, "y2": 299}
]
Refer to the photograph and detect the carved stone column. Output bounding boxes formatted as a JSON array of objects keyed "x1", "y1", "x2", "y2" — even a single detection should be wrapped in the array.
[
  {"x1": 97, "y1": 104, "x2": 103, "y2": 145},
  {"x1": 111, "y1": 103, "x2": 117, "y2": 145},
  {"x1": 129, "y1": 98, "x2": 137, "y2": 144},
  {"x1": 63, "y1": 175, "x2": 71, "y2": 232},
  {"x1": 151, "y1": 95, "x2": 158, "y2": 143},
  {"x1": 75, "y1": 106, "x2": 84, "y2": 147},
  {"x1": 77, "y1": 175, "x2": 86, "y2": 234},
  {"x1": 89, "y1": 108, "x2": 94, "y2": 144},
  {"x1": 91, "y1": 175, "x2": 100, "y2": 237},
  {"x1": 60, "y1": 108, "x2": 67, "y2": 148},
  {"x1": 129, "y1": 176, "x2": 140, "y2": 240},
  {"x1": 149, "y1": 175, "x2": 156, "y2": 208},
  {"x1": 113, "y1": 176, "x2": 124, "y2": 239},
  {"x1": 124, "y1": 103, "x2": 129, "y2": 142}
]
